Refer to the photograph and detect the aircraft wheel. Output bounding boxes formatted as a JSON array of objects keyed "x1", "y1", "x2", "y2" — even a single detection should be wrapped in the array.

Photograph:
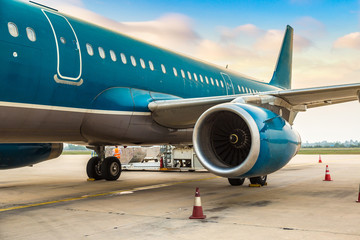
[
  {"x1": 102, "y1": 157, "x2": 121, "y2": 181},
  {"x1": 249, "y1": 175, "x2": 267, "y2": 186},
  {"x1": 228, "y1": 178, "x2": 245, "y2": 186},
  {"x1": 86, "y1": 157, "x2": 103, "y2": 180}
]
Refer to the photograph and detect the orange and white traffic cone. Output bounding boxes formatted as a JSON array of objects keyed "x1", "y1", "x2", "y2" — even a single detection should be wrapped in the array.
[
  {"x1": 318, "y1": 155, "x2": 322, "y2": 163},
  {"x1": 189, "y1": 187, "x2": 206, "y2": 219},
  {"x1": 323, "y1": 165, "x2": 332, "y2": 181},
  {"x1": 356, "y1": 184, "x2": 360, "y2": 203}
]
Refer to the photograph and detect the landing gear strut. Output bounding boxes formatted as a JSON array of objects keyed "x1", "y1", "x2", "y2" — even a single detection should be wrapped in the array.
[{"x1": 86, "y1": 146, "x2": 122, "y2": 181}]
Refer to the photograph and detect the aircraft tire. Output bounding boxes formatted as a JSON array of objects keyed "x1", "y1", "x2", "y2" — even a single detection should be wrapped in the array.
[
  {"x1": 249, "y1": 175, "x2": 267, "y2": 186},
  {"x1": 102, "y1": 157, "x2": 121, "y2": 181},
  {"x1": 228, "y1": 178, "x2": 245, "y2": 186},
  {"x1": 86, "y1": 157, "x2": 103, "y2": 180}
]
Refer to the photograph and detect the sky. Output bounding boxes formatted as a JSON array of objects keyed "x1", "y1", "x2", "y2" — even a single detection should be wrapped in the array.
[{"x1": 33, "y1": 0, "x2": 360, "y2": 142}]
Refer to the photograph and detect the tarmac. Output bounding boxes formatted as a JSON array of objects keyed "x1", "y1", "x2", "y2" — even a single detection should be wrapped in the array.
[{"x1": 0, "y1": 154, "x2": 360, "y2": 240}]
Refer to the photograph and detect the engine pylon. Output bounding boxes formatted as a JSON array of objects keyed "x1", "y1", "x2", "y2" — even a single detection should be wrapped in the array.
[
  {"x1": 323, "y1": 165, "x2": 332, "y2": 181},
  {"x1": 189, "y1": 187, "x2": 206, "y2": 219},
  {"x1": 318, "y1": 155, "x2": 322, "y2": 163}
]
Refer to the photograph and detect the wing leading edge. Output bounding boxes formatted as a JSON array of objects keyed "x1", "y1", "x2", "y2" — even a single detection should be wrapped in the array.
[{"x1": 148, "y1": 83, "x2": 360, "y2": 128}]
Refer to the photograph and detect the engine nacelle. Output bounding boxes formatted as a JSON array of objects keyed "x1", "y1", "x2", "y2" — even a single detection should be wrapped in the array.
[
  {"x1": 0, "y1": 143, "x2": 63, "y2": 169},
  {"x1": 193, "y1": 103, "x2": 300, "y2": 178}
]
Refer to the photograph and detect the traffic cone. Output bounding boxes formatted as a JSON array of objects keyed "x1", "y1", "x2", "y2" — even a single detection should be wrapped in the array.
[
  {"x1": 323, "y1": 165, "x2": 332, "y2": 181},
  {"x1": 356, "y1": 184, "x2": 360, "y2": 203},
  {"x1": 189, "y1": 187, "x2": 206, "y2": 219},
  {"x1": 318, "y1": 155, "x2": 322, "y2": 163}
]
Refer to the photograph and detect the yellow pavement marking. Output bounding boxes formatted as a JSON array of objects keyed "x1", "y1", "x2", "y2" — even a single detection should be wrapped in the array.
[{"x1": 0, "y1": 176, "x2": 220, "y2": 213}]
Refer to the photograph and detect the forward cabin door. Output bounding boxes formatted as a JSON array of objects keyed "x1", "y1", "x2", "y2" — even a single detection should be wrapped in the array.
[
  {"x1": 42, "y1": 10, "x2": 83, "y2": 85},
  {"x1": 221, "y1": 73, "x2": 235, "y2": 95}
]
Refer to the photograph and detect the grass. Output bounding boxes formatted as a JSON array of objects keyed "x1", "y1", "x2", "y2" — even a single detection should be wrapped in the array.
[
  {"x1": 62, "y1": 151, "x2": 92, "y2": 155},
  {"x1": 298, "y1": 148, "x2": 360, "y2": 155}
]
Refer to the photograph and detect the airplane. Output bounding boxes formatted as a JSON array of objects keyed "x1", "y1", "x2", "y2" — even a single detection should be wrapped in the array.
[{"x1": 1, "y1": 0, "x2": 360, "y2": 186}]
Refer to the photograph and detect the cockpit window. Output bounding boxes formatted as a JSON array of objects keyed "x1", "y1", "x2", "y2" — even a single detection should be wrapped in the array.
[
  {"x1": 26, "y1": 27, "x2": 36, "y2": 42},
  {"x1": 8, "y1": 22, "x2": 19, "y2": 37}
]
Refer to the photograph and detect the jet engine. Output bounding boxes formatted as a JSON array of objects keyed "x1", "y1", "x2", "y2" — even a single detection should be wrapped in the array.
[
  {"x1": 0, "y1": 143, "x2": 63, "y2": 169},
  {"x1": 193, "y1": 103, "x2": 300, "y2": 178}
]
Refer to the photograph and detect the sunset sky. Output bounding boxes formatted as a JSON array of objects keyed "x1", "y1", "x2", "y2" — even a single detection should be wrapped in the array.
[{"x1": 34, "y1": 0, "x2": 360, "y2": 142}]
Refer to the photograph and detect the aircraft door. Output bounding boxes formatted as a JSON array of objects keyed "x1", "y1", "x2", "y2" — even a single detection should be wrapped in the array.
[
  {"x1": 43, "y1": 10, "x2": 82, "y2": 84},
  {"x1": 221, "y1": 73, "x2": 235, "y2": 95}
]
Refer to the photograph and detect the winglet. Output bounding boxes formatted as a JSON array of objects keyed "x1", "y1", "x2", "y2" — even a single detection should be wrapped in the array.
[{"x1": 269, "y1": 25, "x2": 293, "y2": 89}]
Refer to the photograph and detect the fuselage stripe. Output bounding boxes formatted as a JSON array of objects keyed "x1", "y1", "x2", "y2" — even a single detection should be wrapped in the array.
[{"x1": 0, "y1": 101, "x2": 150, "y2": 116}]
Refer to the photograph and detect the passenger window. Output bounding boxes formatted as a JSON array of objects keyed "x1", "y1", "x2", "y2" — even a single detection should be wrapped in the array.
[
  {"x1": 110, "y1": 50, "x2": 117, "y2": 62},
  {"x1": 238, "y1": 85, "x2": 241, "y2": 92},
  {"x1": 220, "y1": 80, "x2": 224, "y2": 88},
  {"x1": 98, "y1": 47, "x2": 105, "y2": 59},
  {"x1": 161, "y1": 64, "x2": 166, "y2": 74},
  {"x1": 86, "y1": 44, "x2": 94, "y2": 56},
  {"x1": 8, "y1": 22, "x2": 19, "y2": 37},
  {"x1": 26, "y1": 27, "x2": 36, "y2": 42},
  {"x1": 199, "y1": 75, "x2": 204, "y2": 83},
  {"x1": 131, "y1": 56, "x2": 136, "y2": 67},
  {"x1": 120, "y1": 53, "x2": 127, "y2": 64},
  {"x1": 181, "y1": 70, "x2": 185, "y2": 78},
  {"x1": 242, "y1": 86, "x2": 245, "y2": 92},
  {"x1": 173, "y1": 67, "x2": 178, "y2": 76},
  {"x1": 187, "y1": 71, "x2": 192, "y2": 80},
  {"x1": 215, "y1": 79, "x2": 219, "y2": 87},
  {"x1": 210, "y1": 78, "x2": 214, "y2": 86},
  {"x1": 205, "y1": 76, "x2": 209, "y2": 84},
  {"x1": 149, "y1": 61, "x2": 154, "y2": 71},
  {"x1": 140, "y1": 58, "x2": 146, "y2": 69},
  {"x1": 60, "y1": 37, "x2": 66, "y2": 44}
]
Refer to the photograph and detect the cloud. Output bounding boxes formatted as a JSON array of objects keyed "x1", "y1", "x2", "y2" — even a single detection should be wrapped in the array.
[
  {"x1": 33, "y1": 1, "x2": 200, "y2": 53},
  {"x1": 333, "y1": 32, "x2": 360, "y2": 50},
  {"x1": 219, "y1": 24, "x2": 264, "y2": 42},
  {"x1": 254, "y1": 29, "x2": 311, "y2": 52},
  {"x1": 293, "y1": 16, "x2": 327, "y2": 39},
  {"x1": 120, "y1": 14, "x2": 200, "y2": 51}
]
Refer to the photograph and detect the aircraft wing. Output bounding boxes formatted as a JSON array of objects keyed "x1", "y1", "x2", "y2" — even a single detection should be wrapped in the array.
[{"x1": 148, "y1": 83, "x2": 360, "y2": 128}]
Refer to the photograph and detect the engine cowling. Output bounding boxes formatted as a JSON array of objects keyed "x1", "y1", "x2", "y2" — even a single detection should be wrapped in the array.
[
  {"x1": 193, "y1": 103, "x2": 300, "y2": 178},
  {"x1": 0, "y1": 143, "x2": 63, "y2": 169}
]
